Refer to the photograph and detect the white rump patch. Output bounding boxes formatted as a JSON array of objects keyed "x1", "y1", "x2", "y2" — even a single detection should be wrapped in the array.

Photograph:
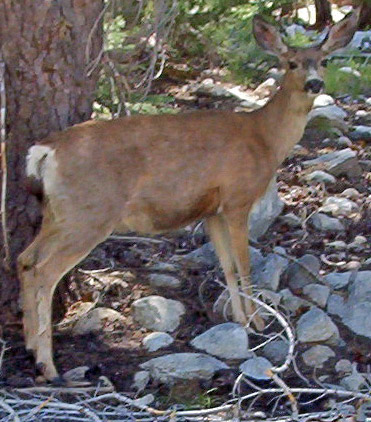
[{"x1": 26, "y1": 145, "x2": 55, "y2": 180}]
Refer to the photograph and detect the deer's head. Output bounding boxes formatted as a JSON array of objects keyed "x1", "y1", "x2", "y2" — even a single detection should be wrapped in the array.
[{"x1": 253, "y1": 10, "x2": 360, "y2": 96}]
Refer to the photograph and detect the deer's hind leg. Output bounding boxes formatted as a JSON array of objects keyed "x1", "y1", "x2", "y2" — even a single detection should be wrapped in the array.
[{"x1": 18, "y1": 207, "x2": 113, "y2": 382}]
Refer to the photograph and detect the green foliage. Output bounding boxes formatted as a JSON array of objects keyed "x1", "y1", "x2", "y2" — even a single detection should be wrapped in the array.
[
  {"x1": 173, "y1": 0, "x2": 299, "y2": 84},
  {"x1": 324, "y1": 60, "x2": 371, "y2": 97}
]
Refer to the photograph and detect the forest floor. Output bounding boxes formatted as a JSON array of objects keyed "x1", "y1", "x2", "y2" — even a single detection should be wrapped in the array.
[{"x1": 1, "y1": 70, "x2": 370, "y2": 413}]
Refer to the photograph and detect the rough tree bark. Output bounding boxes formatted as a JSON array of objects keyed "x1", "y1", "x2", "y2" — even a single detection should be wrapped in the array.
[
  {"x1": 0, "y1": 1, "x2": 103, "y2": 315},
  {"x1": 314, "y1": 0, "x2": 333, "y2": 29}
]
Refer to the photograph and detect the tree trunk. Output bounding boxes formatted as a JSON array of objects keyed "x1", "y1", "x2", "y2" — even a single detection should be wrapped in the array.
[
  {"x1": 314, "y1": 0, "x2": 333, "y2": 29},
  {"x1": 0, "y1": 1, "x2": 103, "y2": 316}
]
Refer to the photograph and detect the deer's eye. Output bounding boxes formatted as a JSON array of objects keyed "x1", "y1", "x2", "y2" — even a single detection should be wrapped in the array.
[
  {"x1": 320, "y1": 59, "x2": 328, "y2": 67},
  {"x1": 288, "y1": 61, "x2": 299, "y2": 70}
]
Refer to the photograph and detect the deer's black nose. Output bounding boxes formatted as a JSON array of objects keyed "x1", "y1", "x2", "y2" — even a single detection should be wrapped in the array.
[{"x1": 304, "y1": 79, "x2": 325, "y2": 94}]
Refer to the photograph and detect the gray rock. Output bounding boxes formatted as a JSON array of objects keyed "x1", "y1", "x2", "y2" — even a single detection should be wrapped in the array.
[
  {"x1": 254, "y1": 248, "x2": 288, "y2": 291},
  {"x1": 363, "y1": 257, "x2": 371, "y2": 270},
  {"x1": 320, "y1": 197, "x2": 359, "y2": 217},
  {"x1": 359, "y1": 160, "x2": 371, "y2": 171},
  {"x1": 335, "y1": 359, "x2": 352, "y2": 375},
  {"x1": 73, "y1": 307, "x2": 124, "y2": 335},
  {"x1": 341, "y1": 372, "x2": 366, "y2": 391},
  {"x1": 297, "y1": 307, "x2": 339, "y2": 343},
  {"x1": 280, "y1": 289, "x2": 310, "y2": 314},
  {"x1": 143, "y1": 332, "x2": 174, "y2": 352},
  {"x1": 338, "y1": 67, "x2": 361, "y2": 77},
  {"x1": 240, "y1": 357, "x2": 273, "y2": 380},
  {"x1": 180, "y1": 242, "x2": 218, "y2": 269},
  {"x1": 279, "y1": 213, "x2": 302, "y2": 228},
  {"x1": 313, "y1": 94, "x2": 335, "y2": 108},
  {"x1": 140, "y1": 353, "x2": 228, "y2": 384},
  {"x1": 132, "y1": 371, "x2": 150, "y2": 391},
  {"x1": 148, "y1": 274, "x2": 182, "y2": 289},
  {"x1": 249, "y1": 178, "x2": 284, "y2": 240},
  {"x1": 348, "y1": 125, "x2": 371, "y2": 142},
  {"x1": 63, "y1": 366, "x2": 89, "y2": 382},
  {"x1": 303, "y1": 148, "x2": 362, "y2": 178},
  {"x1": 133, "y1": 394, "x2": 155, "y2": 407},
  {"x1": 303, "y1": 284, "x2": 330, "y2": 308},
  {"x1": 132, "y1": 296, "x2": 185, "y2": 332},
  {"x1": 327, "y1": 294, "x2": 345, "y2": 316},
  {"x1": 262, "y1": 340, "x2": 289, "y2": 364},
  {"x1": 307, "y1": 105, "x2": 347, "y2": 132},
  {"x1": 327, "y1": 240, "x2": 347, "y2": 251},
  {"x1": 325, "y1": 272, "x2": 353, "y2": 290},
  {"x1": 149, "y1": 262, "x2": 179, "y2": 273},
  {"x1": 191, "y1": 323, "x2": 250, "y2": 359},
  {"x1": 336, "y1": 136, "x2": 353, "y2": 147},
  {"x1": 286, "y1": 254, "x2": 321, "y2": 291},
  {"x1": 302, "y1": 345, "x2": 335, "y2": 368},
  {"x1": 305, "y1": 170, "x2": 336, "y2": 185},
  {"x1": 340, "y1": 188, "x2": 361, "y2": 199},
  {"x1": 355, "y1": 109, "x2": 371, "y2": 126},
  {"x1": 308, "y1": 213, "x2": 345, "y2": 232},
  {"x1": 339, "y1": 272, "x2": 371, "y2": 339}
]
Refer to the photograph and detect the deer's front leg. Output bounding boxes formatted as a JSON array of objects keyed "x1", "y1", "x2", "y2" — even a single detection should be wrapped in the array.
[
  {"x1": 224, "y1": 209, "x2": 265, "y2": 331},
  {"x1": 206, "y1": 214, "x2": 247, "y2": 324}
]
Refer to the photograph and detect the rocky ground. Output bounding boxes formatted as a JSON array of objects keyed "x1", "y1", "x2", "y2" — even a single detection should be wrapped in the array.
[{"x1": 1, "y1": 73, "x2": 370, "y2": 414}]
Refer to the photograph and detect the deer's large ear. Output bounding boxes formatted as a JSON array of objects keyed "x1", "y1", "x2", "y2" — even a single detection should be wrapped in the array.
[
  {"x1": 321, "y1": 8, "x2": 360, "y2": 54},
  {"x1": 253, "y1": 15, "x2": 288, "y2": 56}
]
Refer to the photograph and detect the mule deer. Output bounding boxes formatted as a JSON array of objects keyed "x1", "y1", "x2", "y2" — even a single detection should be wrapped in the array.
[{"x1": 18, "y1": 11, "x2": 359, "y2": 382}]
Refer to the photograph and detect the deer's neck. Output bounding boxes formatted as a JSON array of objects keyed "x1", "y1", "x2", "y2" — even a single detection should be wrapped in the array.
[{"x1": 256, "y1": 72, "x2": 314, "y2": 166}]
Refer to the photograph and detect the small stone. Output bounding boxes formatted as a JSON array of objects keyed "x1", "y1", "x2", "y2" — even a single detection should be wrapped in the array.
[
  {"x1": 305, "y1": 170, "x2": 336, "y2": 185},
  {"x1": 263, "y1": 340, "x2": 289, "y2": 364},
  {"x1": 143, "y1": 332, "x2": 174, "y2": 352},
  {"x1": 362, "y1": 257, "x2": 371, "y2": 270},
  {"x1": 249, "y1": 178, "x2": 284, "y2": 240},
  {"x1": 302, "y1": 345, "x2": 335, "y2": 368},
  {"x1": 359, "y1": 160, "x2": 371, "y2": 171},
  {"x1": 140, "y1": 353, "x2": 228, "y2": 384},
  {"x1": 180, "y1": 242, "x2": 217, "y2": 269},
  {"x1": 254, "y1": 249, "x2": 288, "y2": 291},
  {"x1": 336, "y1": 136, "x2": 352, "y2": 147},
  {"x1": 132, "y1": 296, "x2": 185, "y2": 332},
  {"x1": 325, "y1": 272, "x2": 352, "y2": 289},
  {"x1": 73, "y1": 307, "x2": 124, "y2": 335},
  {"x1": 280, "y1": 289, "x2": 310, "y2": 314},
  {"x1": 297, "y1": 307, "x2": 339, "y2": 344},
  {"x1": 341, "y1": 372, "x2": 366, "y2": 391},
  {"x1": 340, "y1": 188, "x2": 361, "y2": 199},
  {"x1": 348, "y1": 125, "x2": 371, "y2": 142},
  {"x1": 132, "y1": 394, "x2": 155, "y2": 407},
  {"x1": 313, "y1": 94, "x2": 335, "y2": 108},
  {"x1": 190, "y1": 323, "x2": 251, "y2": 359},
  {"x1": 132, "y1": 371, "x2": 150, "y2": 392},
  {"x1": 335, "y1": 359, "x2": 352, "y2": 374},
  {"x1": 63, "y1": 366, "x2": 89, "y2": 382},
  {"x1": 344, "y1": 261, "x2": 361, "y2": 271},
  {"x1": 308, "y1": 213, "x2": 345, "y2": 232},
  {"x1": 148, "y1": 274, "x2": 182, "y2": 289},
  {"x1": 240, "y1": 357, "x2": 273, "y2": 380},
  {"x1": 302, "y1": 284, "x2": 330, "y2": 308},
  {"x1": 286, "y1": 254, "x2": 321, "y2": 291},
  {"x1": 338, "y1": 272, "x2": 371, "y2": 339},
  {"x1": 352, "y1": 235, "x2": 367, "y2": 245},
  {"x1": 338, "y1": 67, "x2": 361, "y2": 77},
  {"x1": 279, "y1": 213, "x2": 302, "y2": 228},
  {"x1": 320, "y1": 197, "x2": 359, "y2": 217},
  {"x1": 327, "y1": 294, "x2": 345, "y2": 316},
  {"x1": 327, "y1": 240, "x2": 347, "y2": 250},
  {"x1": 307, "y1": 105, "x2": 348, "y2": 132},
  {"x1": 303, "y1": 148, "x2": 362, "y2": 178}
]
